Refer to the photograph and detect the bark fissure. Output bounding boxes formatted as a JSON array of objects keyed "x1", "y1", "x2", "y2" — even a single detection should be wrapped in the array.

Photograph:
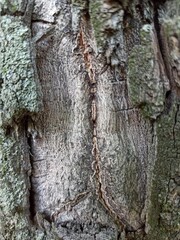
[
  {"x1": 79, "y1": 13, "x2": 127, "y2": 231},
  {"x1": 113, "y1": 107, "x2": 137, "y2": 112},
  {"x1": 173, "y1": 104, "x2": 179, "y2": 147},
  {"x1": 32, "y1": 19, "x2": 56, "y2": 24},
  {"x1": 78, "y1": 13, "x2": 145, "y2": 234},
  {"x1": 78, "y1": 14, "x2": 127, "y2": 232},
  {"x1": 25, "y1": 117, "x2": 36, "y2": 222}
]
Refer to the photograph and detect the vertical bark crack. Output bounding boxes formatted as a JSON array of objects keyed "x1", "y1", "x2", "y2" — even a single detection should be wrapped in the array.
[
  {"x1": 24, "y1": 116, "x2": 36, "y2": 222},
  {"x1": 78, "y1": 14, "x2": 145, "y2": 234},
  {"x1": 173, "y1": 104, "x2": 179, "y2": 147}
]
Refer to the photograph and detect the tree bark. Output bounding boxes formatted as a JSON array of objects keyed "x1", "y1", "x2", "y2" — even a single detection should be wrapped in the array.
[{"x1": 0, "y1": 0, "x2": 179, "y2": 239}]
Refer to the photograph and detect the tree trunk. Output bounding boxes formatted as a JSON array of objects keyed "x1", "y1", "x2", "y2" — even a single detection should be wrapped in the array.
[{"x1": 0, "y1": 0, "x2": 179, "y2": 239}]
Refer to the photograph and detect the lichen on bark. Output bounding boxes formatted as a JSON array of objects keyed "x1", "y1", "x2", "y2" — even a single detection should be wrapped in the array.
[
  {"x1": 0, "y1": 15, "x2": 41, "y2": 127},
  {"x1": 146, "y1": 104, "x2": 180, "y2": 240},
  {"x1": 0, "y1": 1, "x2": 44, "y2": 239},
  {"x1": 127, "y1": 23, "x2": 170, "y2": 119}
]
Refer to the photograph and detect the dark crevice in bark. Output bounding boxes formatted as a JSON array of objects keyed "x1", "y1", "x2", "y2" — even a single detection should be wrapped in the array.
[
  {"x1": 0, "y1": 10, "x2": 24, "y2": 17},
  {"x1": 4, "y1": 125, "x2": 14, "y2": 136},
  {"x1": 136, "y1": 0, "x2": 149, "y2": 24},
  {"x1": 32, "y1": 19, "x2": 56, "y2": 25},
  {"x1": 24, "y1": 116, "x2": 36, "y2": 223},
  {"x1": 113, "y1": 107, "x2": 137, "y2": 112},
  {"x1": 164, "y1": 90, "x2": 173, "y2": 114},
  {"x1": 173, "y1": 104, "x2": 179, "y2": 147},
  {"x1": 117, "y1": 231, "x2": 121, "y2": 240},
  {"x1": 93, "y1": 233, "x2": 97, "y2": 240},
  {"x1": 153, "y1": 3, "x2": 175, "y2": 116}
]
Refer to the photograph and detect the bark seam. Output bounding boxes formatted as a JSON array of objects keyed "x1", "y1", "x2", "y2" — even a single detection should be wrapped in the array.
[
  {"x1": 78, "y1": 16, "x2": 143, "y2": 233},
  {"x1": 25, "y1": 116, "x2": 36, "y2": 222}
]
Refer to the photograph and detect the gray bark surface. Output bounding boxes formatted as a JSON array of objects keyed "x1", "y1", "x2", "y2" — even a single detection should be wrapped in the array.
[{"x1": 0, "y1": 0, "x2": 179, "y2": 239}]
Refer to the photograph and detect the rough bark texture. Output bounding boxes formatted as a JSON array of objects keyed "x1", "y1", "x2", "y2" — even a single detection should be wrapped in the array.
[{"x1": 0, "y1": 0, "x2": 180, "y2": 239}]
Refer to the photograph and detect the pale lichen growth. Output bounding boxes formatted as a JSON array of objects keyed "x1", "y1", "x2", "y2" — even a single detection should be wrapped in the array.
[
  {"x1": 0, "y1": 7, "x2": 43, "y2": 240},
  {"x1": 0, "y1": 15, "x2": 41, "y2": 127},
  {"x1": 0, "y1": 128, "x2": 48, "y2": 240},
  {"x1": 0, "y1": 127, "x2": 32, "y2": 239}
]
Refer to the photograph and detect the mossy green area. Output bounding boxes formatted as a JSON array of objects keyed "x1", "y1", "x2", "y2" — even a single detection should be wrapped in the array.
[
  {"x1": 0, "y1": 0, "x2": 23, "y2": 13},
  {"x1": 127, "y1": 24, "x2": 166, "y2": 119},
  {"x1": 89, "y1": 1, "x2": 105, "y2": 49},
  {"x1": 146, "y1": 104, "x2": 180, "y2": 240},
  {"x1": 0, "y1": 15, "x2": 41, "y2": 127}
]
